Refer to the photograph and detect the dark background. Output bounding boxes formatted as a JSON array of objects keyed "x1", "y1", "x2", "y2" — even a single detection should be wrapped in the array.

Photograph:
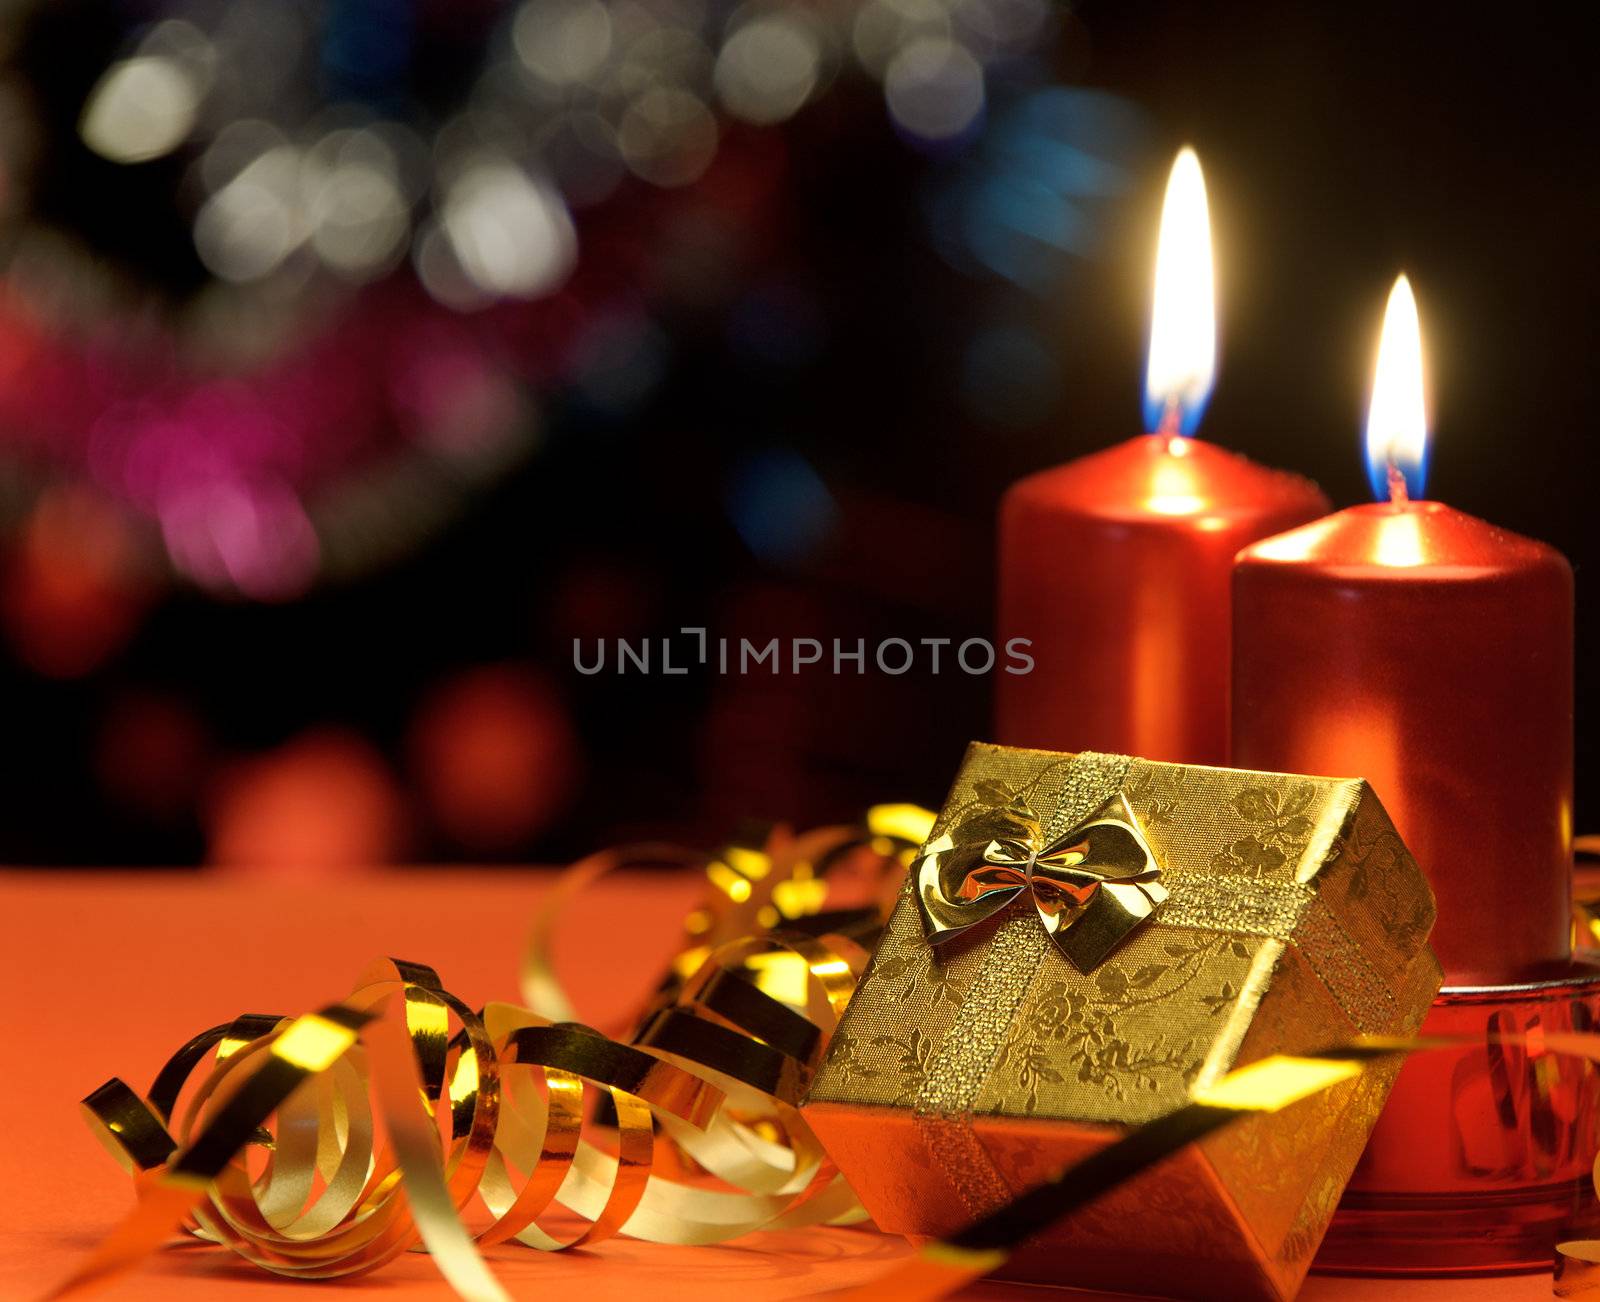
[{"x1": 0, "y1": 0, "x2": 1593, "y2": 866}]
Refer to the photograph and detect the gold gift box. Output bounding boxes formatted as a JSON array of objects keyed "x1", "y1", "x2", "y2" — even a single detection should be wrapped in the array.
[{"x1": 802, "y1": 744, "x2": 1442, "y2": 1301}]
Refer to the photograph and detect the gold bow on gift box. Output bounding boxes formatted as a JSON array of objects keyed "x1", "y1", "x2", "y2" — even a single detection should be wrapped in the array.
[{"x1": 913, "y1": 792, "x2": 1167, "y2": 972}]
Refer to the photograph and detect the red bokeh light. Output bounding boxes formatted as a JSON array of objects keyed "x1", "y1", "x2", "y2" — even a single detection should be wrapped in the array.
[
  {"x1": 1, "y1": 485, "x2": 149, "y2": 678},
  {"x1": 206, "y1": 728, "x2": 409, "y2": 872},
  {"x1": 95, "y1": 691, "x2": 210, "y2": 822},
  {"x1": 408, "y1": 664, "x2": 578, "y2": 854}
]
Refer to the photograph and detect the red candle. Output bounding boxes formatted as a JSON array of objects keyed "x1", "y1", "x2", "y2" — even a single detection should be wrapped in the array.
[
  {"x1": 996, "y1": 149, "x2": 1328, "y2": 763},
  {"x1": 1231, "y1": 276, "x2": 1573, "y2": 983}
]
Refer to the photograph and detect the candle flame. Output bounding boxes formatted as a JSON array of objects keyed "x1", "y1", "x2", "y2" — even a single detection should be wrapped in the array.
[
  {"x1": 1365, "y1": 274, "x2": 1429, "y2": 501},
  {"x1": 1143, "y1": 147, "x2": 1216, "y2": 438}
]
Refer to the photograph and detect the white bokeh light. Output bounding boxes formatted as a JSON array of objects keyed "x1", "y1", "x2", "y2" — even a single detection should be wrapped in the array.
[
  {"x1": 441, "y1": 159, "x2": 577, "y2": 300},
  {"x1": 714, "y1": 17, "x2": 821, "y2": 125},
  {"x1": 884, "y1": 36, "x2": 984, "y2": 142}
]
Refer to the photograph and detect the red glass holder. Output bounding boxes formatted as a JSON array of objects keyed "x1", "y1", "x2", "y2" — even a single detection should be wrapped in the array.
[{"x1": 1315, "y1": 959, "x2": 1600, "y2": 1275}]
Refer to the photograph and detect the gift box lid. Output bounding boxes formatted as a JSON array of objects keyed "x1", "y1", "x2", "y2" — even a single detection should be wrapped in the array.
[{"x1": 802, "y1": 744, "x2": 1443, "y2": 1301}]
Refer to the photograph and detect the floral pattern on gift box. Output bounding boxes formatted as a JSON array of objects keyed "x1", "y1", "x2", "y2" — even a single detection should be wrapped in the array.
[
  {"x1": 1124, "y1": 762, "x2": 1186, "y2": 829},
  {"x1": 868, "y1": 1028, "x2": 935, "y2": 1104},
  {"x1": 816, "y1": 1031, "x2": 880, "y2": 1089},
  {"x1": 990, "y1": 934, "x2": 1254, "y2": 1112},
  {"x1": 870, "y1": 939, "x2": 966, "y2": 1009},
  {"x1": 1338, "y1": 808, "x2": 1434, "y2": 955},
  {"x1": 1210, "y1": 782, "x2": 1319, "y2": 878}
]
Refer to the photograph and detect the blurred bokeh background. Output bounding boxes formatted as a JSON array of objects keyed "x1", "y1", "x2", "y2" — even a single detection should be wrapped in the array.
[{"x1": 0, "y1": 0, "x2": 1592, "y2": 868}]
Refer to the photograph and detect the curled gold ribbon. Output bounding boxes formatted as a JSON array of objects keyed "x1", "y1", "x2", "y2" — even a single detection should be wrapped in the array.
[
  {"x1": 521, "y1": 805, "x2": 931, "y2": 1026},
  {"x1": 58, "y1": 945, "x2": 834, "y2": 1298},
  {"x1": 54, "y1": 806, "x2": 932, "y2": 1299}
]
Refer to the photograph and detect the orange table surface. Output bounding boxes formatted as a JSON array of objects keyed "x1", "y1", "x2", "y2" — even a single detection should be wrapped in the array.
[{"x1": 0, "y1": 867, "x2": 1557, "y2": 1302}]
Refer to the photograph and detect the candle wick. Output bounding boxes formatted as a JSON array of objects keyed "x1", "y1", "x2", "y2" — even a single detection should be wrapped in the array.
[
  {"x1": 1386, "y1": 460, "x2": 1410, "y2": 506},
  {"x1": 1158, "y1": 399, "x2": 1183, "y2": 440}
]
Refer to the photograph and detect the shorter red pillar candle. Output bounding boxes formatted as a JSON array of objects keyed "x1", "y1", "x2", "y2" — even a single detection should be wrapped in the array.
[
  {"x1": 1230, "y1": 277, "x2": 1573, "y2": 983},
  {"x1": 998, "y1": 435, "x2": 1326, "y2": 763}
]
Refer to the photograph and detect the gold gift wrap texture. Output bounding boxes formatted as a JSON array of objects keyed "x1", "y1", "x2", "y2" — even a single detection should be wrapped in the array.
[{"x1": 802, "y1": 743, "x2": 1445, "y2": 1302}]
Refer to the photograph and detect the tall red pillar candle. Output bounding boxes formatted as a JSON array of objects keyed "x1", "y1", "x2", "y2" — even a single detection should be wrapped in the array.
[
  {"x1": 997, "y1": 148, "x2": 1328, "y2": 763},
  {"x1": 1231, "y1": 276, "x2": 1573, "y2": 982}
]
